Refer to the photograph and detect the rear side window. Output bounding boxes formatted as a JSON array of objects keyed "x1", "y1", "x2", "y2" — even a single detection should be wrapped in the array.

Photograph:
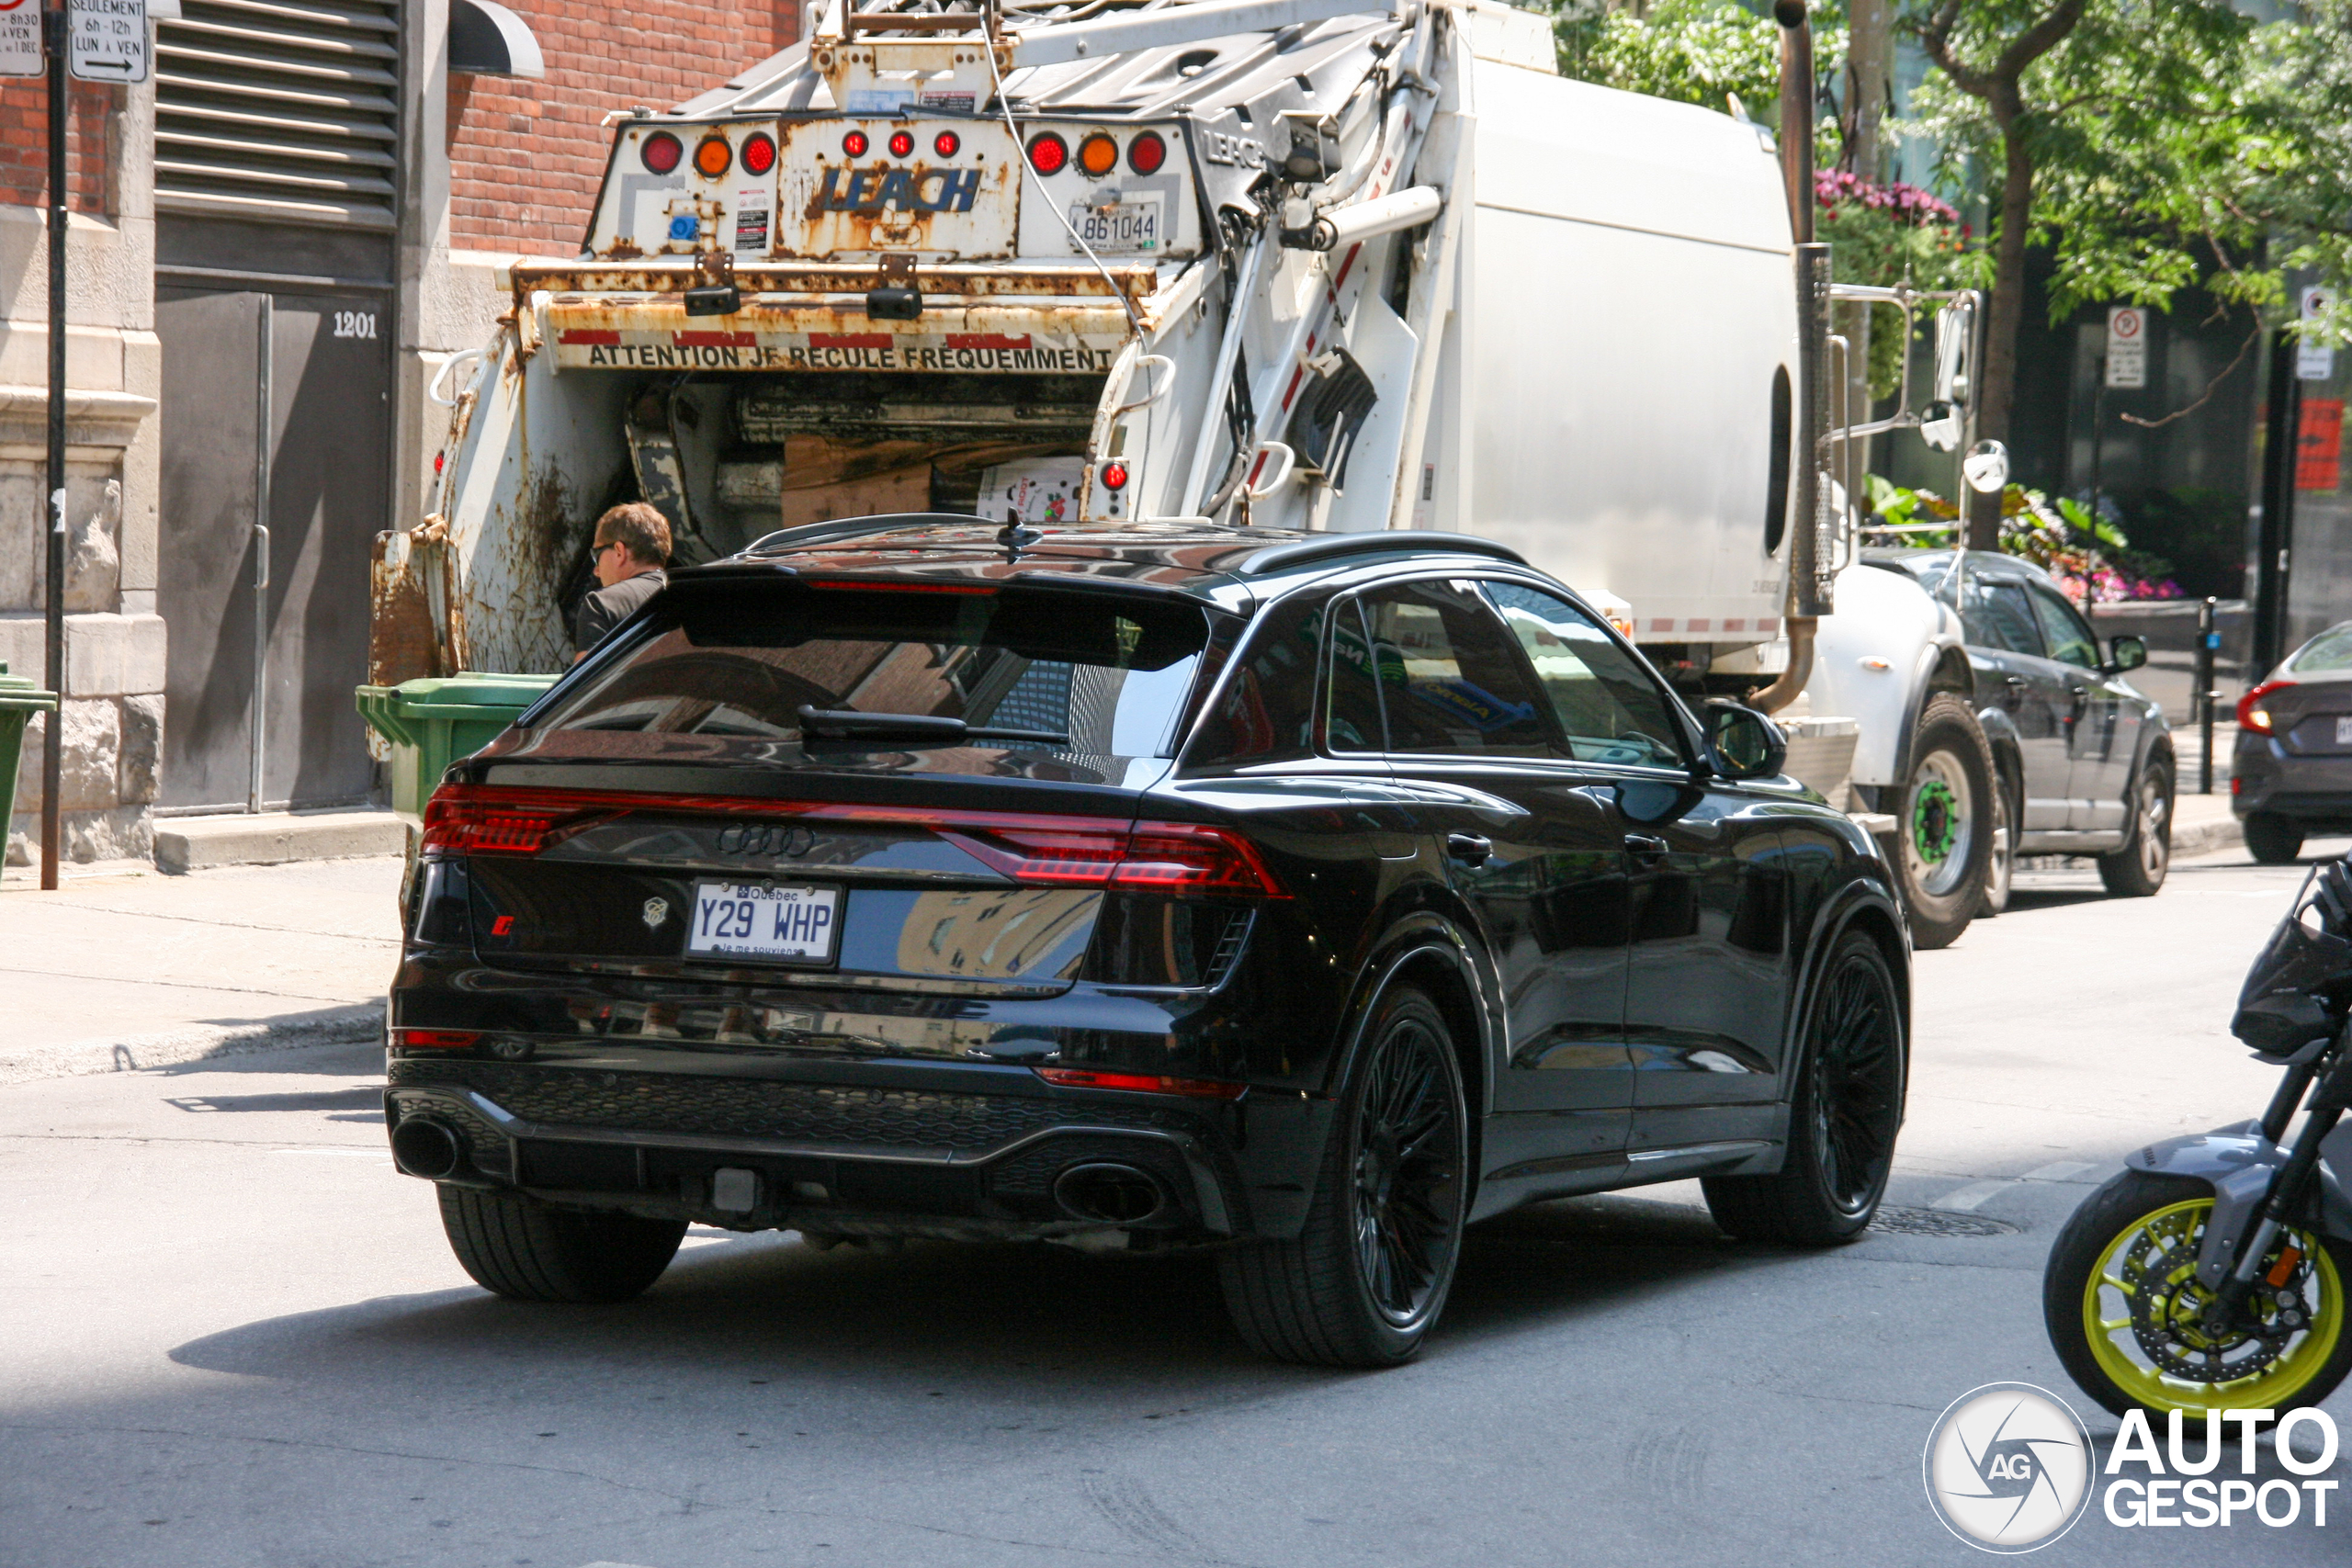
[
  {"x1": 535, "y1": 581, "x2": 1208, "y2": 757},
  {"x1": 1358, "y1": 580, "x2": 1550, "y2": 757},
  {"x1": 1184, "y1": 593, "x2": 1329, "y2": 768}
]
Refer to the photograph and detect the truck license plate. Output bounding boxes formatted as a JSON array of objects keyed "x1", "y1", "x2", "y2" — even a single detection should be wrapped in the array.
[
  {"x1": 687, "y1": 881, "x2": 840, "y2": 963},
  {"x1": 2336, "y1": 716, "x2": 2352, "y2": 747},
  {"x1": 1069, "y1": 196, "x2": 1162, "y2": 254}
]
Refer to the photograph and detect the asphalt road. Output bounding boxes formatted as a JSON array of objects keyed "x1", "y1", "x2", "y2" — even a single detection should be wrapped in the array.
[{"x1": 4, "y1": 847, "x2": 2348, "y2": 1568}]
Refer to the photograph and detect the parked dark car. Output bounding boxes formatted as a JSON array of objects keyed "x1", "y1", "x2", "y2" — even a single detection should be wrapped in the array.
[
  {"x1": 1868, "y1": 549, "x2": 2173, "y2": 905},
  {"x1": 386, "y1": 520, "x2": 1911, "y2": 1367},
  {"x1": 2233, "y1": 622, "x2": 2352, "y2": 863}
]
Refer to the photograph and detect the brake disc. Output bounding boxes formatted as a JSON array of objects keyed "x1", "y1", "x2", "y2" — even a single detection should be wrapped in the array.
[{"x1": 2124, "y1": 1243, "x2": 2293, "y2": 1382}]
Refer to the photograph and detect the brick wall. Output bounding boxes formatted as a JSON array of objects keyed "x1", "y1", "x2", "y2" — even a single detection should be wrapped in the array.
[
  {"x1": 0, "y1": 80, "x2": 114, "y2": 213},
  {"x1": 447, "y1": 2, "x2": 798, "y2": 254}
]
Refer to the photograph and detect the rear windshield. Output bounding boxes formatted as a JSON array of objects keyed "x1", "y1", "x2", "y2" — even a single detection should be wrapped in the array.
[
  {"x1": 534, "y1": 580, "x2": 1210, "y2": 758},
  {"x1": 2291, "y1": 626, "x2": 2352, "y2": 672}
]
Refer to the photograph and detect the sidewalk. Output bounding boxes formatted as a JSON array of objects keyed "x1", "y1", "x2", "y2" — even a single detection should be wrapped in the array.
[{"x1": 0, "y1": 855, "x2": 402, "y2": 1087}]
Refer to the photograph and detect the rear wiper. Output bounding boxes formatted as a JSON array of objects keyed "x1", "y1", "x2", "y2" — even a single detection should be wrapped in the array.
[{"x1": 795, "y1": 706, "x2": 1068, "y2": 746}]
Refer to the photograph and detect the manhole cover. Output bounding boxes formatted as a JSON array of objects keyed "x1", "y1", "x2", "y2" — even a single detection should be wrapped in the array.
[{"x1": 1871, "y1": 1205, "x2": 2019, "y2": 1237}]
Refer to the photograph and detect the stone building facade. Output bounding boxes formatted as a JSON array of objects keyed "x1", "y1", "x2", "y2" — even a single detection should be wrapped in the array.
[{"x1": 2, "y1": 65, "x2": 164, "y2": 866}]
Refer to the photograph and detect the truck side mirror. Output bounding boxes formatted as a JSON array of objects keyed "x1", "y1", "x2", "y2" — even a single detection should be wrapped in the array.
[
  {"x1": 1704, "y1": 700, "x2": 1787, "y2": 781},
  {"x1": 2107, "y1": 635, "x2": 2147, "y2": 674},
  {"x1": 1934, "y1": 298, "x2": 1974, "y2": 405}
]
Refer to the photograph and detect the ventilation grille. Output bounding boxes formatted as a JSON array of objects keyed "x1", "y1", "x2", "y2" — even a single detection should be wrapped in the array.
[{"x1": 156, "y1": 0, "x2": 401, "y2": 230}]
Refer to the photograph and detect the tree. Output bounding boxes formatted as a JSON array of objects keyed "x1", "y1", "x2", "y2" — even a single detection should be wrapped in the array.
[{"x1": 1908, "y1": 0, "x2": 2258, "y2": 547}]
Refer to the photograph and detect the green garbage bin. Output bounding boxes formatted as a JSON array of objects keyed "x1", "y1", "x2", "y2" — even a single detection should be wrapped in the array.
[
  {"x1": 0, "y1": 660, "x2": 60, "y2": 846},
  {"x1": 355, "y1": 672, "x2": 560, "y2": 825}
]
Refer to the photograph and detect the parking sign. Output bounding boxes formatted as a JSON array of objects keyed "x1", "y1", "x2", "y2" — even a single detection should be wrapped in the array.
[
  {"x1": 2106, "y1": 307, "x2": 2147, "y2": 389},
  {"x1": 0, "y1": 0, "x2": 42, "y2": 79},
  {"x1": 68, "y1": 0, "x2": 144, "y2": 83}
]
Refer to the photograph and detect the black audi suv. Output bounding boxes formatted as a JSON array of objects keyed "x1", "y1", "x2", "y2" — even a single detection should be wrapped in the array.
[{"x1": 387, "y1": 519, "x2": 1910, "y2": 1366}]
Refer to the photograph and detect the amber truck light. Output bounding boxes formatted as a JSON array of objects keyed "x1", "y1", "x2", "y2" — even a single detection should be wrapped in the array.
[
  {"x1": 1126, "y1": 130, "x2": 1167, "y2": 175},
  {"x1": 1026, "y1": 131, "x2": 1068, "y2": 175},
  {"x1": 740, "y1": 131, "x2": 776, "y2": 174},
  {"x1": 639, "y1": 131, "x2": 683, "y2": 175},
  {"x1": 1034, "y1": 1068, "x2": 1247, "y2": 1100},
  {"x1": 2239, "y1": 681, "x2": 2293, "y2": 734},
  {"x1": 694, "y1": 135, "x2": 732, "y2": 177},
  {"x1": 1078, "y1": 132, "x2": 1118, "y2": 176}
]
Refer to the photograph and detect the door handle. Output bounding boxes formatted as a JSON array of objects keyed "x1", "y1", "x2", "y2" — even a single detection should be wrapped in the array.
[
  {"x1": 1445, "y1": 833, "x2": 1492, "y2": 867},
  {"x1": 1623, "y1": 833, "x2": 1668, "y2": 859},
  {"x1": 2004, "y1": 674, "x2": 2026, "y2": 687}
]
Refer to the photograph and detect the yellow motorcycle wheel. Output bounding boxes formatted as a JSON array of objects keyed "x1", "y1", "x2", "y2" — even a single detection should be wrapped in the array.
[{"x1": 2047, "y1": 1170, "x2": 2352, "y2": 1420}]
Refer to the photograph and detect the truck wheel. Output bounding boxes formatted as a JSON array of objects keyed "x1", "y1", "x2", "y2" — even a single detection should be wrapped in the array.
[
  {"x1": 2245, "y1": 811, "x2": 2305, "y2": 866},
  {"x1": 1893, "y1": 694, "x2": 1996, "y2": 950},
  {"x1": 438, "y1": 1185, "x2": 684, "y2": 1303},
  {"x1": 2098, "y1": 756, "x2": 2172, "y2": 897}
]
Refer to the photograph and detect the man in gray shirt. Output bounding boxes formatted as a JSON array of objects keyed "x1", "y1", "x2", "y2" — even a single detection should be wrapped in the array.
[{"x1": 573, "y1": 502, "x2": 672, "y2": 660}]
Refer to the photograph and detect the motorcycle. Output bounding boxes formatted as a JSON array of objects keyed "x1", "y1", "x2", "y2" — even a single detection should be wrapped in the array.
[{"x1": 2043, "y1": 857, "x2": 2352, "y2": 1419}]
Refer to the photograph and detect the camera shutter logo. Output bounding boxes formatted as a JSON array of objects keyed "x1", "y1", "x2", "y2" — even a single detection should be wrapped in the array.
[{"x1": 1923, "y1": 1382, "x2": 2094, "y2": 1552}]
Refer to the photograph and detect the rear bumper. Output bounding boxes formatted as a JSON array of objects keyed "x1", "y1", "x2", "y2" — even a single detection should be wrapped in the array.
[
  {"x1": 382, "y1": 1042, "x2": 1331, "y2": 1245},
  {"x1": 2230, "y1": 740, "x2": 2352, "y2": 824}
]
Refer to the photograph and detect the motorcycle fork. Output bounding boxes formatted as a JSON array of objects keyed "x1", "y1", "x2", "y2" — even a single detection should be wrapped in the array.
[{"x1": 2208, "y1": 1046, "x2": 2352, "y2": 1332}]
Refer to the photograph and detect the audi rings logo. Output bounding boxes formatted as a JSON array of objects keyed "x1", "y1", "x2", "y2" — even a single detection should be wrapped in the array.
[{"x1": 1923, "y1": 1382, "x2": 2096, "y2": 1552}]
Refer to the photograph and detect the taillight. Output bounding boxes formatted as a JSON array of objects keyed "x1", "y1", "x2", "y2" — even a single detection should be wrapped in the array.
[
  {"x1": 640, "y1": 131, "x2": 683, "y2": 175},
  {"x1": 888, "y1": 129, "x2": 915, "y2": 158},
  {"x1": 941, "y1": 822, "x2": 1132, "y2": 885},
  {"x1": 2239, "y1": 680, "x2": 2293, "y2": 734},
  {"x1": 842, "y1": 129, "x2": 870, "y2": 158},
  {"x1": 1126, "y1": 130, "x2": 1167, "y2": 175},
  {"x1": 421, "y1": 784, "x2": 618, "y2": 856},
  {"x1": 933, "y1": 130, "x2": 960, "y2": 158},
  {"x1": 693, "y1": 135, "x2": 732, "y2": 177},
  {"x1": 1078, "y1": 131, "x2": 1118, "y2": 176},
  {"x1": 391, "y1": 1029, "x2": 481, "y2": 1050},
  {"x1": 741, "y1": 131, "x2": 777, "y2": 175},
  {"x1": 1099, "y1": 460, "x2": 1128, "y2": 491},
  {"x1": 1026, "y1": 131, "x2": 1068, "y2": 175},
  {"x1": 1035, "y1": 1067, "x2": 1247, "y2": 1100},
  {"x1": 1109, "y1": 823, "x2": 1284, "y2": 896}
]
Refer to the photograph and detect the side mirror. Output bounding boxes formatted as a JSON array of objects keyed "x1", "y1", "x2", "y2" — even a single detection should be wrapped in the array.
[
  {"x1": 1933, "y1": 298, "x2": 1974, "y2": 405},
  {"x1": 1704, "y1": 700, "x2": 1787, "y2": 782},
  {"x1": 2107, "y1": 635, "x2": 2147, "y2": 674},
  {"x1": 1962, "y1": 438, "x2": 2010, "y2": 494},
  {"x1": 1919, "y1": 402, "x2": 1962, "y2": 453}
]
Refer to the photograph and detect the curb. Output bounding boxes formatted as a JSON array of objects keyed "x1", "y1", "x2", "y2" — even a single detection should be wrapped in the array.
[{"x1": 0, "y1": 1003, "x2": 383, "y2": 1089}]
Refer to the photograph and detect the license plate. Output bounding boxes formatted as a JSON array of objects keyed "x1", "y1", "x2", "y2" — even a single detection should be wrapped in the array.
[
  {"x1": 2335, "y1": 716, "x2": 2352, "y2": 747},
  {"x1": 1069, "y1": 196, "x2": 1162, "y2": 254},
  {"x1": 686, "y1": 882, "x2": 840, "y2": 964}
]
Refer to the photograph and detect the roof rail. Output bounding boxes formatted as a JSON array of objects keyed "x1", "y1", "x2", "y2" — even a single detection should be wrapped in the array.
[
  {"x1": 1235, "y1": 530, "x2": 1527, "y2": 577},
  {"x1": 741, "y1": 513, "x2": 991, "y2": 556}
]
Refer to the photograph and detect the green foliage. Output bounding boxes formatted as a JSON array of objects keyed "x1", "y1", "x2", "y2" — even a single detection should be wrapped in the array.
[
  {"x1": 1862, "y1": 477, "x2": 2182, "y2": 600},
  {"x1": 1554, "y1": 0, "x2": 1787, "y2": 117}
]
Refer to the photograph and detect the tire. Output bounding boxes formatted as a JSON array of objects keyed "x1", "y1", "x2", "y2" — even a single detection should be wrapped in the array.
[
  {"x1": 1892, "y1": 693, "x2": 1996, "y2": 950},
  {"x1": 1977, "y1": 764, "x2": 2017, "y2": 917},
  {"x1": 1218, "y1": 986, "x2": 1469, "y2": 1367},
  {"x1": 438, "y1": 1185, "x2": 685, "y2": 1303},
  {"x1": 1703, "y1": 930, "x2": 1905, "y2": 1246},
  {"x1": 2098, "y1": 755, "x2": 2173, "y2": 897},
  {"x1": 2044, "y1": 1168, "x2": 2352, "y2": 1422},
  {"x1": 2245, "y1": 811, "x2": 2306, "y2": 866}
]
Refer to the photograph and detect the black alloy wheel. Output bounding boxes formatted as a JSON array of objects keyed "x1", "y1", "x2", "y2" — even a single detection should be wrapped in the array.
[
  {"x1": 1704, "y1": 930, "x2": 1905, "y2": 1245},
  {"x1": 1219, "y1": 986, "x2": 1468, "y2": 1366}
]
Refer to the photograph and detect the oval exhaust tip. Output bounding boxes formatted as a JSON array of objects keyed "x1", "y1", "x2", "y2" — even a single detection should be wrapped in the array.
[
  {"x1": 390, "y1": 1117, "x2": 463, "y2": 1179},
  {"x1": 1053, "y1": 1162, "x2": 1167, "y2": 1226}
]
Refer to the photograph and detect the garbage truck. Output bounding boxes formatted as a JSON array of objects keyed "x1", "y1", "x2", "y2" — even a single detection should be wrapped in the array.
[{"x1": 373, "y1": 0, "x2": 2007, "y2": 944}]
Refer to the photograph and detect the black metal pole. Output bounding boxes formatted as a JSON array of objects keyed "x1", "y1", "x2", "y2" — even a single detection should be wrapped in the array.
[
  {"x1": 2253, "y1": 329, "x2": 2301, "y2": 679},
  {"x1": 40, "y1": 0, "x2": 65, "y2": 893},
  {"x1": 2198, "y1": 594, "x2": 2217, "y2": 795}
]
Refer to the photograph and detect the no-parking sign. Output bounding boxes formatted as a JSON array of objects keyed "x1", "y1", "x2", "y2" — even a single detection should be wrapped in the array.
[
  {"x1": 0, "y1": 0, "x2": 42, "y2": 79},
  {"x1": 2106, "y1": 307, "x2": 2147, "y2": 389}
]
